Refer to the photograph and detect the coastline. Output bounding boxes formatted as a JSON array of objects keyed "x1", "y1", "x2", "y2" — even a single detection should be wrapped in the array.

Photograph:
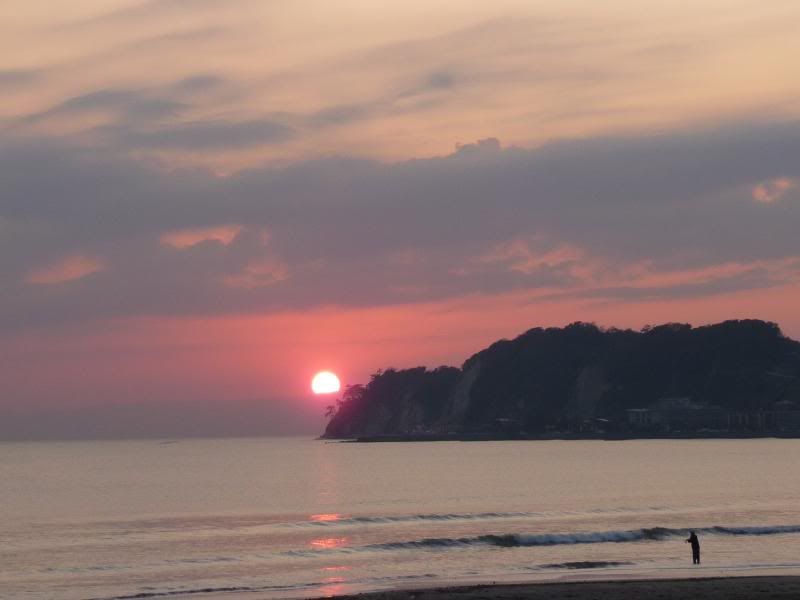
[
  {"x1": 323, "y1": 432, "x2": 800, "y2": 442},
  {"x1": 310, "y1": 575, "x2": 800, "y2": 600}
]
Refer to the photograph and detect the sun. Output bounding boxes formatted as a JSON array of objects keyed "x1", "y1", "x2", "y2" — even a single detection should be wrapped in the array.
[{"x1": 311, "y1": 371, "x2": 341, "y2": 395}]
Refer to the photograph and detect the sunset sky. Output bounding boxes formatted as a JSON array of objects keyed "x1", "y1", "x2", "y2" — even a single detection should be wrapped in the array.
[{"x1": 2, "y1": 0, "x2": 800, "y2": 439}]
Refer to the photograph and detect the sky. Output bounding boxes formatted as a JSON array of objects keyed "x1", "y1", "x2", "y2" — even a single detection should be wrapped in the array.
[{"x1": 2, "y1": 0, "x2": 800, "y2": 439}]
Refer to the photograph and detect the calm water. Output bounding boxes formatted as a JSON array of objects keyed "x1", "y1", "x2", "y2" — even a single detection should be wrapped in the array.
[{"x1": 2, "y1": 438, "x2": 800, "y2": 600}]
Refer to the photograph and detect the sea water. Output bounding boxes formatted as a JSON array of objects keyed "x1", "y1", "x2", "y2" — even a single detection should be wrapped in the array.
[{"x1": 2, "y1": 438, "x2": 800, "y2": 600}]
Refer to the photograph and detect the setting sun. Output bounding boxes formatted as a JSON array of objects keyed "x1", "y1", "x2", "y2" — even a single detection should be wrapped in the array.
[{"x1": 311, "y1": 371, "x2": 341, "y2": 395}]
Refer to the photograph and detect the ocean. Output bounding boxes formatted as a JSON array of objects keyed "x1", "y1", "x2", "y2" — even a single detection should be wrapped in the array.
[{"x1": 2, "y1": 437, "x2": 800, "y2": 600}]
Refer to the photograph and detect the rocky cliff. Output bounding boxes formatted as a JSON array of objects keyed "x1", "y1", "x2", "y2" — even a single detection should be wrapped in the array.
[{"x1": 322, "y1": 320, "x2": 800, "y2": 438}]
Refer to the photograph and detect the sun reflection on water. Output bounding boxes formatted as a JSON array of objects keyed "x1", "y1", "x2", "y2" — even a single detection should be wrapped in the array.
[
  {"x1": 318, "y1": 579, "x2": 348, "y2": 598},
  {"x1": 311, "y1": 513, "x2": 342, "y2": 522},
  {"x1": 310, "y1": 537, "x2": 348, "y2": 549}
]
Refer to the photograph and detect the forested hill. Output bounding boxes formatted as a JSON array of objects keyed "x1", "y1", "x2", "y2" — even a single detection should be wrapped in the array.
[{"x1": 322, "y1": 320, "x2": 800, "y2": 439}]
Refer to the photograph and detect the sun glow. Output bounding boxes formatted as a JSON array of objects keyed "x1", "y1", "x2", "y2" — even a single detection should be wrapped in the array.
[{"x1": 311, "y1": 371, "x2": 341, "y2": 394}]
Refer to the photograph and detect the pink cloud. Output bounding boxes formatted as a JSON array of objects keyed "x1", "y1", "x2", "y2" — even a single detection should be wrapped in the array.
[
  {"x1": 222, "y1": 258, "x2": 288, "y2": 289},
  {"x1": 160, "y1": 225, "x2": 242, "y2": 248},
  {"x1": 615, "y1": 260, "x2": 761, "y2": 289},
  {"x1": 475, "y1": 239, "x2": 585, "y2": 274},
  {"x1": 546, "y1": 257, "x2": 800, "y2": 301},
  {"x1": 25, "y1": 255, "x2": 105, "y2": 285},
  {"x1": 752, "y1": 177, "x2": 795, "y2": 204}
]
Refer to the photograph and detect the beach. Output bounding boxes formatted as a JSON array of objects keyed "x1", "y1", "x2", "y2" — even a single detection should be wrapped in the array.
[{"x1": 322, "y1": 576, "x2": 800, "y2": 600}]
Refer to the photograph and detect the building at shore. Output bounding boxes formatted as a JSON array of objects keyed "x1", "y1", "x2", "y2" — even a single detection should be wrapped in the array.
[{"x1": 626, "y1": 397, "x2": 800, "y2": 433}]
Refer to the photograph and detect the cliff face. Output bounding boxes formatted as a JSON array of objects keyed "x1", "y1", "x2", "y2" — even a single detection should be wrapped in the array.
[
  {"x1": 324, "y1": 366, "x2": 461, "y2": 438},
  {"x1": 322, "y1": 320, "x2": 800, "y2": 438}
]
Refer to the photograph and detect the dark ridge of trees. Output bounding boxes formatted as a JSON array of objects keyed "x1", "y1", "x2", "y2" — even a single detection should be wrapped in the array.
[
  {"x1": 462, "y1": 322, "x2": 612, "y2": 431},
  {"x1": 324, "y1": 366, "x2": 460, "y2": 438},
  {"x1": 322, "y1": 319, "x2": 800, "y2": 438}
]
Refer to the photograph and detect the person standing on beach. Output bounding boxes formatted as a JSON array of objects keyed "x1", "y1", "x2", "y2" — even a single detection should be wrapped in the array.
[{"x1": 686, "y1": 531, "x2": 700, "y2": 564}]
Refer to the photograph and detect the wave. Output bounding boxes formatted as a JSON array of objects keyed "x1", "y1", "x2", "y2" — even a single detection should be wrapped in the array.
[
  {"x1": 707, "y1": 524, "x2": 800, "y2": 536},
  {"x1": 93, "y1": 507, "x2": 674, "y2": 534},
  {"x1": 295, "y1": 506, "x2": 679, "y2": 530},
  {"x1": 365, "y1": 527, "x2": 675, "y2": 551},
  {"x1": 300, "y1": 511, "x2": 533, "y2": 527},
  {"x1": 541, "y1": 560, "x2": 633, "y2": 569},
  {"x1": 292, "y1": 523, "x2": 800, "y2": 555},
  {"x1": 90, "y1": 581, "x2": 323, "y2": 600}
]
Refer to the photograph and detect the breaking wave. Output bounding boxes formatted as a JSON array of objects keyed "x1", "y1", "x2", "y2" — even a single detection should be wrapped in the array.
[
  {"x1": 389, "y1": 524, "x2": 800, "y2": 551},
  {"x1": 290, "y1": 524, "x2": 800, "y2": 555},
  {"x1": 707, "y1": 525, "x2": 800, "y2": 536},
  {"x1": 365, "y1": 527, "x2": 678, "y2": 551},
  {"x1": 300, "y1": 511, "x2": 532, "y2": 527}
]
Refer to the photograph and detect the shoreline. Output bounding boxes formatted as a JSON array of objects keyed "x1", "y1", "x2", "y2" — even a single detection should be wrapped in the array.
[
  {"x1": 323, "y1": 432, "x2": 800, "y2": 442},
  {"x1": 311, "y1": 575, "x2": 800, "y2": 600}
]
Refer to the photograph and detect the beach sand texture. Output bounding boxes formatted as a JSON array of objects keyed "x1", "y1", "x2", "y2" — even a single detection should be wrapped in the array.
[{"x1": 321, "y1": 576, "x2": 800, "y2": 600}]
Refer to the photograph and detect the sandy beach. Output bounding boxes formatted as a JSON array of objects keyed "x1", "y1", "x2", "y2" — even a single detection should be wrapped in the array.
[{"x1": 319, "y1": 576, "x2": 800, "y2": 600}]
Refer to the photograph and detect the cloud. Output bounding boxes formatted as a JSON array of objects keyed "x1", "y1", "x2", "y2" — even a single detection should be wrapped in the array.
[
  {"x1": 25, "y1": 255, "x2": 105, "y2": 285},
  {"x1": 68, "y1": 0, "x2": 250, "y2": 29},
  {"x1": 21, "y1": 88, "x2": 185, "y2": 126},
  {"x1": 223, "y1": 258, "x2": 289, "y2": 289},
  {"x1": 541, "y1": 258, "x2": 800, "y2": 303},
  {"x1": 121, "y1": 119, "x2": 294, "y2": 149},
  {"x1": 58, "y1": 30, "x2": 232, "y2": 86},
  {"x1": 5, "y1": 0, "x2": 794, "y2": 174},
  {"x1": 0, "y1": 69, "x2": 41, "y2": 89},
  {"x1": 9, "y1": 79, "x2": 292, "y2": 160},
  {"x1": 303, "y1": 69, "x2": 460, "y2": 130},
  {"x1": 562, "y1": 266, "x2": 794, "y2": 303},
  {"x1": 10, "y1": 75, "x2": 240, "y2": 144},
  {"x1": 451, "y1": 137, "x2": 502, "y2": 158},
  {"x1": 161, "y1": 225, "x2": 243, "y2": 248},
  {"x1": 1, "y1": 119, "x2": 800, "y2": 330},
  {"x1": 12, "y1": 83, "x2": 285, "y2": 154},
  {"x1": 307, "y1": 103, "x2": 373, "y2": 128},
  {"x1": 752, "y1": 177, "x2": 796, "y2": 203},
  {"x1": 424, "y1": 70, "x2": 455, "y2": 91},
  {"x1": 167, "y1": 74, "x2": 227, "y2": 95},
  {"x1": 475, "y1": 239, "x2": 585, "y2": 275}
]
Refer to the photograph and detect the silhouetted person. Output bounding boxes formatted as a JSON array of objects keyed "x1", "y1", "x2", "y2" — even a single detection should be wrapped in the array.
[{"x1": 686, "y1": 531, "x2": 700, "y2": 564}]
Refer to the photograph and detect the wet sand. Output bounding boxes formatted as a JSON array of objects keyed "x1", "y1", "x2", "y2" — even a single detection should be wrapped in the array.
[{"x1": 317, "y1": 576, "x2": 800, "y2": 600}]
